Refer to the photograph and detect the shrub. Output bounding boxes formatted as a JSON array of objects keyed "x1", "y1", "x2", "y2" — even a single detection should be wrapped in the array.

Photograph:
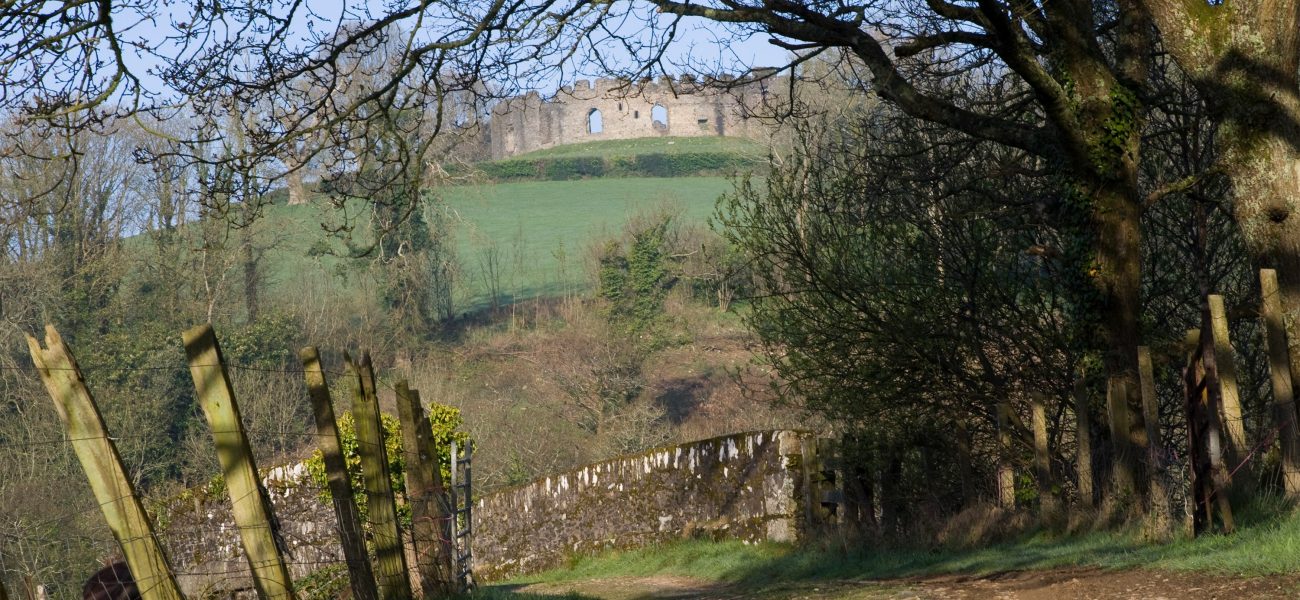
[{"x1": 304, "y1": 403, "x2": 471, "y2": 522}]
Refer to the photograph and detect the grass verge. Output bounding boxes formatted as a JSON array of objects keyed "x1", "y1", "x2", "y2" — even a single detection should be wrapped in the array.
[{"x1": 499, "y1": 502, "x2": 1300, "y2": 593}]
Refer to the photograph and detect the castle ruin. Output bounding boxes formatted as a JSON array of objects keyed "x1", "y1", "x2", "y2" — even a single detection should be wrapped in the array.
[{"x1": 489, "y1": 73, "x2": 780, "y2": 159}]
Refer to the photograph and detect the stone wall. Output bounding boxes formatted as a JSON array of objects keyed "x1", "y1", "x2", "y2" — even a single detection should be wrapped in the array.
[
  {"x1": 157, "y1": 463, "x2": 342, "y2": 598},
  {"x1": 488, "y1": 75, "x2": 781, "y2": 159},
  {"x1": 473, "y1": 430, "x2": 817, "y2": 580},
  {"x1": 155, "y1": 429, "x2": 820, "y2": 593}
]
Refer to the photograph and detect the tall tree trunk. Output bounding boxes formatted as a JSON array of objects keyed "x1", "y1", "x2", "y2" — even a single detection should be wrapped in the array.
[
  {"x1": 1093, "y1": 182, "x2": 1150, "y2": 502},
  {"x1": 1222, "y1": 127, "x2": 1300, "y2": 391},
  {"x1": 1142, "y1": 0, "x2": 1300, "y2": 395}
]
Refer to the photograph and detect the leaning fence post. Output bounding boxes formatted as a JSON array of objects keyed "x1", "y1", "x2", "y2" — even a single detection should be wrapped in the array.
[
  {"x1": 182, "y1": 324, "x2": 295, "y2": 600},
  {"x1": 394, "y1": 381, "x2": 453, "y2": 598},
  {"x1": 300, "y1": 347, "x2": 379, "y2": 600},
  {"x1": 1260, "y1": 269, "x2": 1300, "y2": 499},
  {"x1": 26, "y1": 326, "x2": 183, "y2": 600},
  {"x1": 347, "y1": 353, "x2": 413, "y2": 600}
]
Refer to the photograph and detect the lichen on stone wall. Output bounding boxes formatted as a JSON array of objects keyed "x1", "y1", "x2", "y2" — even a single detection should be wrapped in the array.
[{"x1": 472, "y1": 429, "x2": 816, "y2": 581}]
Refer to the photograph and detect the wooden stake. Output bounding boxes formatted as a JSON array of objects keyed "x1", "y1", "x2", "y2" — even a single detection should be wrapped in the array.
[
  {"x1": 996, "y1": 401, "x2": 1015, "y2": 510},
  {"x1": 955, "y1": 420, "x2": 975, "y2": 506},
  {"x1": 26, "y1": 326, "x2": 183, "y2": 600},
  {"x1": 1073, "y1": 375, "x2": 1094, "y2": 507},
  {"x1": 1208, "y1": 295, "x2": 1247, "y2": 462},
  {"x1": 1138, "y1": 346, "x2": 1170, "y2": 529},
  {"x1": 347, "y1": 353, "x2": 413, "y2": 600},
  {"x1": 1197, "y1": 321, "x2": 1236, "y2": 532},
  {"x1": 1260, "y1": 269, "x2": 1300, "y2": 499},
  {"x1": 182, "y1": 324, "x2": 295, "y2": 600},
  {"x1": 300, "y1": 347, "x2": 379, "y2": 600},
  {"x1": 395, "y1": 381, "x2": 452, "y2": 598},
  {"x1": 1030, "y1": 393, "x2": 1058, "y2": 520},
  {"x1": 1106, "y1": 378, "x2": 1135, "y2": 496}
]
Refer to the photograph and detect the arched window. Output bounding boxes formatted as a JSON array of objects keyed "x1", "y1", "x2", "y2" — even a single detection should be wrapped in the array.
[
  {"x1": 587, "y1": 108, "x2": 604, "y2": 134},
  {"x1": 651, "y1": 104, "x2": 668, "y2": 128}
]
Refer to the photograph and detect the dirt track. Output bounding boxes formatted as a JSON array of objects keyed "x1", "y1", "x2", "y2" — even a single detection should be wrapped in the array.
[{"x1": 509, "y1": 567, "x2": 1300, "y2": 599}]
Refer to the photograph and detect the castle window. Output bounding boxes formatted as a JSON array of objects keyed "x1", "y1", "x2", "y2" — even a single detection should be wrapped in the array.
[
  {"x1": 651, "y1": 104, "x2": 668, "y2": 128},
  {"x1": 617, "y1": 102, "x2": 623, "y2": 111},
  {"x1": 587, "y1": 108, "x2": 604, "y2": 134},
  {"x1": 697, "y1": 118, "x2": 710, "y2": 129},
  {"x1": 634, "y1": 110, "x2": 640, "y2": 118}
]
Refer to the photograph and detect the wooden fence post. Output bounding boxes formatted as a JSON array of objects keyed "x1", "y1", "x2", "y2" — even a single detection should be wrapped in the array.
[
  {"x1": 1260, "y1": 269, "x2": 1300, "y2": 499},
  {"x1": 996, "y1": 401, "x2": 1015, "y2": 510},
  {"x1": 1073, "y1": 374, "x2": 1094, "y2": 507},
  {"x1": 347, "y1": 353, "x2": 413, "y2": 600},
  {"x1": 26, "y1": 326, "x2": 183, "y2": 600},
  {"x1": 1208, "y1": 295, "x2": 1247, "y2": 463},
  {"x1": 1138, "y1": 346, "x2": 1170, "y2": 532},
  {"x1": 182, "y1": 324, "x2": 295, "y2": 600},
  {"x1": 1106, "y1": 378, "x2": 1135, "y2": 497},
  {"x1": 394, "y1": 381, "x2": 452, "y2": 598},
  {"x1": 300, "y1": 347, "x2": 379, "y2": 600},
  {"x1": 1030, "y1": 393, "x2": 1058, "y2": 521},
  {"x1": 1196, "y1": 322, "x2": 1236, "y2": 533},
  {"x1": 955, "y1": 420, "x2": 975, "y2": 506}
]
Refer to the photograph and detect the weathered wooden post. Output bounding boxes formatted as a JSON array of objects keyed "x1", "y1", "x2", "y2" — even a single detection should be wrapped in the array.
[
  {"x1": 26, "y1": 326, "x2": 183, "y2": 600},
  {"x1": 1106, "y1": 378, "x2": 1135, "y2": 497},
  {"x1": 1073, "y1": 374, "x2": 1095, "y2": 507},
  {"x1": 300, "y1": 347, "x2": 379, "y2": 600},
  {"x1": 1030, "y1": 393, "x2": 1059, "y2": 521},
  {"x1": 955, "y1": 420, "x2": 975, "y2": 506},
  {"x1": 347, "y1": 353, "x2": 413, "y2": 600},
  {"x1": 182, "y1": 324, "x2": 296, "y2": 600},
  {"x1": 1138, "y1": 346, "x2": 1170, "y2": 533},
  {"x1": 1260, "y1": 269, "x2": 1300, "y2": 499},
  {"x1": 394, "y1": 380, "x2": 452, "y2": 598},
  {"x1": 1195, "y1": 323, "x2": 1236, "y2": 533},
  {"x1": 996, "y1": 401, "x2": 1015, "y2": 510},
  {"x1": 1208, "y1": 295, "x2": 1247, "y2": 463}
]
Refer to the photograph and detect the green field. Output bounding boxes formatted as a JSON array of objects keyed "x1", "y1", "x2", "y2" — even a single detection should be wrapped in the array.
[
  {"x1": 507, "y1": 136, "x2": 764, "y2": 161},
  {"x1": 256, "y1": 177, "x2": 737, "y2": 311}
]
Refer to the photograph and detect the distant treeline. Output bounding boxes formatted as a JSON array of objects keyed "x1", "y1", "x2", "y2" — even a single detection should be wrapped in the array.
[{"x1": 469, "y1": 151, "x2": 765, "y2": 181}]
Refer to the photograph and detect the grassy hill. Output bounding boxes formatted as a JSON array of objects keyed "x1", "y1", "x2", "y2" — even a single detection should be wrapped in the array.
[{"x1": 254, "y1": 176, "x2": 739, "y2": 312}]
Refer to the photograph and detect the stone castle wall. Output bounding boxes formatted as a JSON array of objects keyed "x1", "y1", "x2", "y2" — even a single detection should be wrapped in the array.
[{"x1": 489, "y1": 75, "x2": 780, "y2": 159}]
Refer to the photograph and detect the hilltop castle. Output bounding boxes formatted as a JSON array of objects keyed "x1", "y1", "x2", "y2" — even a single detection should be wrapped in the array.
[{"x1": 488, "y1": 72, "x2": 782, "y2": 159}]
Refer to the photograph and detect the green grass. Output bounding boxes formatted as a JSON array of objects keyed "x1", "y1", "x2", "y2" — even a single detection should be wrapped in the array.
[
  {"x1": 504, "y1": 503, "x2": 1300, "y2": 591},
  {"x1": 508, "y1": 136, "x2": 763, "y2": 161},
  {"x1": 253, "y1": 177, "x2": 736, "y2": 311}
]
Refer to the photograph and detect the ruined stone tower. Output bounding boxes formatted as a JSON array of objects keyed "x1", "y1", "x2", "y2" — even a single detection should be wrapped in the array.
[{"x1": 488, "y1": 73, "x2": 780, "y2": 160}]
